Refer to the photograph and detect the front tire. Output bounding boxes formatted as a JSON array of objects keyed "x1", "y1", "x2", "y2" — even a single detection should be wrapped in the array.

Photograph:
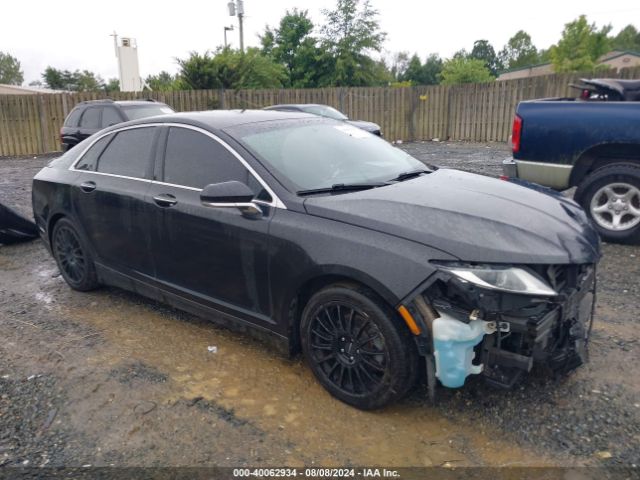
[
  {"x1": 51, "y1": 218, "x2": 99, "y2": 291},
  {"x1": 575, "y1": 163, "x2": 640, "y2": 245},
  {"x1": 300, "y1": 283, "x2": 418, "y2": 410}
]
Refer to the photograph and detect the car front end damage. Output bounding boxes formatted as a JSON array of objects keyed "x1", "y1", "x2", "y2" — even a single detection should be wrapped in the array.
[{"x1": 399, "y1": 261, "x2": 597, "y2": 397}]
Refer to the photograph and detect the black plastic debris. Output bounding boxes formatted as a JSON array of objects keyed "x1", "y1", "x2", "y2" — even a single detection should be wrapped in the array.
[{"x1": 0, "y1": 203, "x2": 38, "y2": 245}]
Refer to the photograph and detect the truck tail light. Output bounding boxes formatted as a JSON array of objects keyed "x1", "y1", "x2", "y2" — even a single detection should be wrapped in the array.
[{"x1": 512, "y1": 114, "x2": 522, "y2": 153}]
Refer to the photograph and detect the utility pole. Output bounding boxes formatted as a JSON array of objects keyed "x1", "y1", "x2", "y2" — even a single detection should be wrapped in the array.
[
  {"x1": 227, "y1": 0, "x2": 245, "y2": 52},
  {"x1": 237, "y1": 0, "x2": 244, "y2": 52}
]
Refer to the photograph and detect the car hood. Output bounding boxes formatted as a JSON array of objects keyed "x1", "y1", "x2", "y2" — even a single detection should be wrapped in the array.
[
  {"x1": 303, "y1": 169, "x2": 601, "y2": 265},
  {"x1": 346, "y1": 119, "x2": 380, "y2": 132}
]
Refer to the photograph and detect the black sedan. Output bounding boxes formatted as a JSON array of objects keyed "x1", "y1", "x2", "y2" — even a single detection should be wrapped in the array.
[
  {"x1": 32, "y1": 110, "x2": 600, "y2": 409},
  {"x1": 263, "y1": 103, "x2": 382, "y2": 136}
]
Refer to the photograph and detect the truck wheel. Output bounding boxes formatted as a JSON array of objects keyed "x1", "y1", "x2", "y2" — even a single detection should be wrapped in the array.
[
  {"x1": 300, "y1": 283, "x2": 419, "y2": 410},
  {"x1": 575, "y1": 163, "x2": 640, "y2": 244}
]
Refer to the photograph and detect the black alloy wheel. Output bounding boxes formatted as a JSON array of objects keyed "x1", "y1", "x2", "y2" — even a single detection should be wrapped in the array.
[
  {"x1": 301, "y1": 283, "x2": 418, "y2": 410},
  {"x1": 309, "y1": 302, "x2": 388, "y2": 395},
  {"x1": 51, "y1": 219, "x2": 99, "y2": 291}
]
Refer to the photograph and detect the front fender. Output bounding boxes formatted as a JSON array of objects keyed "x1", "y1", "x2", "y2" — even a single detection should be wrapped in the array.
[{"x1": 267, "y1": 209, "x2": 457, "y2": 337}]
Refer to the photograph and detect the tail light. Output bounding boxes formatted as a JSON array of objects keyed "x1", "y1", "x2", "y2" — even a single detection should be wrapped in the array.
[{"x1": 512, "y1": 114, "x2": 522, "y2": 153}]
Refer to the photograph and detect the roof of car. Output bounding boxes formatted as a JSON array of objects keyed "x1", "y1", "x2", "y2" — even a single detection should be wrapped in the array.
[
  {"x1": 126, "y1": 109, "x2": 317, "y2": 130},
  {"x1": 264, "y1": 104, "x2": 325, "y2": 109},
  {"x1": 76, "y1": 99, "x2": 169, "y2": 107}
]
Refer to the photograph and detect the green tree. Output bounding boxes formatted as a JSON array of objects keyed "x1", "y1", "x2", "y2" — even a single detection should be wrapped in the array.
[
  {"x1": 75, "y1": 70, "x2": 104, "y2": 91},
  {"x1": 42, "y1": 67, "x2": 104, "y2": 91},
  {"x1": 452, "y1": 49, "x2": 468, "y2": 59},
  {"x1": 401, "y1": 54, "x2": 422, "y2": 83},
  {"x1": 104, "y1": 78, "x2": 120, "y2": 93},
  {"x1": 176, "y1": 52, "x2": 219, "y2": 90},
  {"x1": 499, "y1": 30, "x2": 539, "y2": 70},
  {"x1": 42, "y1": 67, "x2": 68, "y2": 90},
  {"x1": 177, "y1": 48, "x2": 286, "y2": 90},
  {"x1": 389, "y1": 51, "x2": 410, "y2": 81},
  {"x1": 611, "y1": 24, "x2": 640, "y2": 51},
  {"x1": 145, "y1": 71, "x2": 179, "y2": 91},
  {"x1": 399, "y1": 53, "x2": 442, "y2": 85},
  {"x1": 421, "y1": 54, "x2": 443, "y2": 85},
  {"x1": 260, "y1": 9, "x2": 327, "y2": 88},
  {"x1": 470, "y1": 40, "x2": 502, "y2": 76},
  {"x1": 320, "y1": 0, "x2": 387, "y2": 86},
  {"x1": 550, "y1": 15, "x2": 611, "y2": 72},
  {"x1": 538, "y1": 48, "x2": 552, "y2": 63},
  {"x1": 440, "y1": 57, "x2": 494, "y2": 85},
  {"x1": 0, "y1": 51, "x2": 24, "y2": 85},
  {"x1": 237, "y1": 48, "x2": 288, "y2": 88}
]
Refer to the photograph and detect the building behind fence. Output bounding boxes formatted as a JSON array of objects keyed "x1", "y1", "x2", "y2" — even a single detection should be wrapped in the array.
[{"x1": 1, "y1": 66, "x2": 639, "y2": 157}]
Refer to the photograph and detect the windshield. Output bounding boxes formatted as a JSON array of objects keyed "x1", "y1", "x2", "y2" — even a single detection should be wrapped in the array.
[
  {"x1": 121, "y1": 105, "x2": 174, "y2": 120},
  {"x1": 231, "y1": 119, "x2": 425, "y2": 193},
  {"x1": 300, "y1": 105, "x2": 348, "y2": 121}
]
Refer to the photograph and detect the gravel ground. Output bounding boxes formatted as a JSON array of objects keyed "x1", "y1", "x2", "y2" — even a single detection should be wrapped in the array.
[{"x1": 1, "y1": 142, "x2": 639, "y2": 470}]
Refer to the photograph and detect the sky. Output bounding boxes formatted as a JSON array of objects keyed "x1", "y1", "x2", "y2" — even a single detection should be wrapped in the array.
[{"x1": 2, "y1": 0, "x2": 639, "y2": 85}]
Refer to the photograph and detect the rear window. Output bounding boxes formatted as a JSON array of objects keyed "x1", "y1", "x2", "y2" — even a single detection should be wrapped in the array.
[
  {"x1": 96, "y1": 127, "x2": 156, "y2": 179},
  {"x1": 80, "y1": 108, "x2": 101, "y2": 129},
  {"x1": 75, "y1": 135, "x2": 112, "y2": 171},
  {"x1": 102, "y1": 107, "x2": 122, "y2": 128},
  {"x1": 64, "y1": 108, "x2": 83, "y2": 127},
  {"x1": 121, "y1": 105, "x2": 174, "y2": 120}
]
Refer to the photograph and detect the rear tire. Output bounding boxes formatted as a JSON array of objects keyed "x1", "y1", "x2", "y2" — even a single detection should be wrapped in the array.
[
  {"x1": 575, "y1": 163, "x2": 640, "y2": 245},
  {"x1": 51, "y1": 218, "x2": 99, "y2": 291},
  {"x1": 300, "y1": 282, "x2": 419, "y2": 410}
]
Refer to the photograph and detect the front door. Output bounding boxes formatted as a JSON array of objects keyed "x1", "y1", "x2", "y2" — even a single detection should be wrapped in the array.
[{"x1": 147, "y1": 126, "x2": 275, "y2": 324}]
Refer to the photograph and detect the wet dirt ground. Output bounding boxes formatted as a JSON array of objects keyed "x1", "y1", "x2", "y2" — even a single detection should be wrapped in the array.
[{"x1": 1, "y1": 143, "x2": 639, "y2": 470}]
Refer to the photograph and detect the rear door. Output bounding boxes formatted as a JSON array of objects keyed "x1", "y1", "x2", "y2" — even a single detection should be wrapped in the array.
[
  {"x1": 147, "y1": 125, "x2": 276, "y2": 323},
  {"x1": 71, "y1": 126, "x2": 160, "y2": 279}
]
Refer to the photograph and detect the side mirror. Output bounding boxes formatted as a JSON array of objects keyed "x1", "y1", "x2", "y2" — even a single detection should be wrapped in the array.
[{"x1": 200, "y1": 181, "x2": 261, "y2": 217}]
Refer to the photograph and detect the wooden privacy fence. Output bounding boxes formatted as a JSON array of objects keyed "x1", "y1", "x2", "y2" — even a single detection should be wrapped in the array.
[{"x1": 1, "y1": 66, "x2": 639, "y2": 156}]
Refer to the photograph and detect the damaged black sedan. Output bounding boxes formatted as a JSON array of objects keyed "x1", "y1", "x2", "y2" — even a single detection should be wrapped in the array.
[{"x1": 32, "y1": 111, "x2": 601, "y2": 410}]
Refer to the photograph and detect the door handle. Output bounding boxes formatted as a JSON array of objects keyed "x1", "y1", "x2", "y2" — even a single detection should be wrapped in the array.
[
  {"x1": 153, "y1": 194, "x2": 178, "y2": 207},
  {"x1": 80, "y1": 181, "x2": 96, "y2": 193}
]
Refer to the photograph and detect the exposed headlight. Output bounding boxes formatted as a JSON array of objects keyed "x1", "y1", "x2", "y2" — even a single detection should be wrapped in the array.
[{"x1": 436, "y1": 264, "x2": 557, "y2": 297}]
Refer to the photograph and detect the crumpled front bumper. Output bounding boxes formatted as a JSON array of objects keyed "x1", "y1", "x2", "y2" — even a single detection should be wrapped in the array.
[{"x1": 400, "y1": 263, "x2": 597, "y2": 392}]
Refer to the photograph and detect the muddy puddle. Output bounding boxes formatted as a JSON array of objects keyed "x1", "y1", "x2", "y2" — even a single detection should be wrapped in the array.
[{"x1": 57, "y1": 285, "x2": 556, "y2": 467}]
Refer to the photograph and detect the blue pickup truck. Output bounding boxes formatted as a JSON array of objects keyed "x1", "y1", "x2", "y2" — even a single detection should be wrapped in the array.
[{"x1": 503, "y1": 78, "x2": 640, "y2": 244}]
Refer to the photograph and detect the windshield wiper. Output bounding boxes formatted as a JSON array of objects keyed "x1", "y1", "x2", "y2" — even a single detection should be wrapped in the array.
[
  {"x1": 391, "y1": 169, "x2": 431, "y2": 182},
  {"x1": 297, "y1": 182, "x2": 389, "y2": 196}
]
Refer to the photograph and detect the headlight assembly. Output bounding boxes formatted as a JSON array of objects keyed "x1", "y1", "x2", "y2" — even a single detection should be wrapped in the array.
[{"x1": 435, "y1": 263, "x2": 557, "y2": 297}]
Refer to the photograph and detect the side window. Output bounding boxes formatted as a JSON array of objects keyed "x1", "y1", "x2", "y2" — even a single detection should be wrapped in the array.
[
  {"x1": 75, "y1": 135, "x2": 112, "y2": 171},
  {"x1": 164, "y1": 127, "x2": 255, "y2": 191},
  {"x1": 80, "y1": 108, "x2": 101, "y2": 129},
  {"x1": 247, "y1": 175, "x2": 272, "y2": 202},
  {"x1": 64, "y1": 108, "x2": 83, "y2": 127},
  {"x1": 97, "y1": 127, "x2": 156, "y2": 179},
  {"x1": 102, "y1": 108, "x2": 122, "y2": 128}
]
